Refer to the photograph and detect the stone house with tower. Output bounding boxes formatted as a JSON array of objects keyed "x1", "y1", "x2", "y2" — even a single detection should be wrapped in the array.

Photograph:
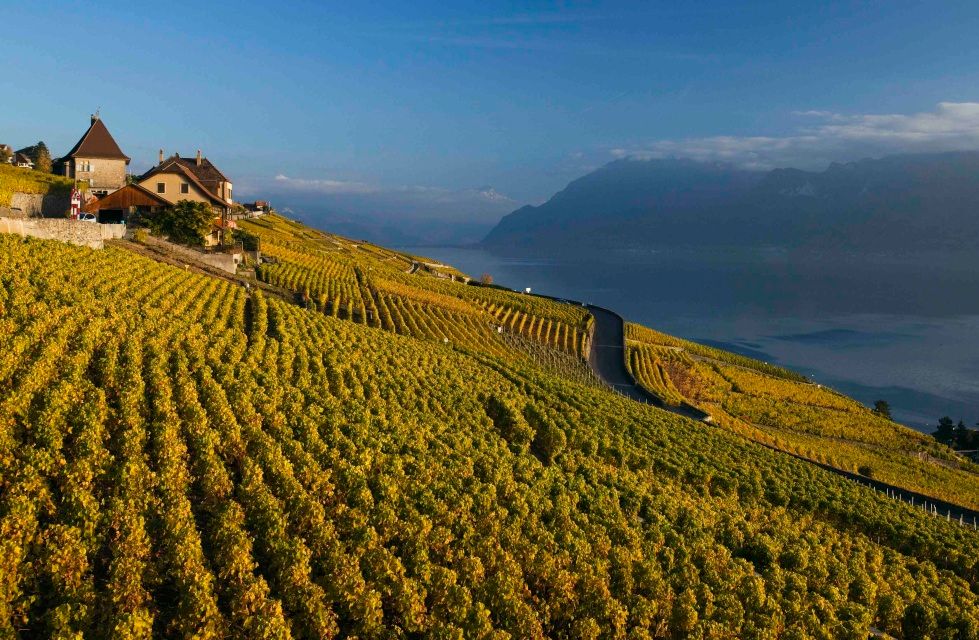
[{"x1": 53, "y1": 114, "x2": 130, "y2": 195}]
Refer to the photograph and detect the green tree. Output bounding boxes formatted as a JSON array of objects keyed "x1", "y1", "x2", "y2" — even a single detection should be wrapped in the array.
[
  {"x1": 933, "y1": 416, "x2": 956, "y2": 446},
  {"x1": 872, "y1": 400, "x2": 891, "y2": 419},
  {"x1": 33, "y1": 141, "x2": 52, "y2": 173},
  {"x1": 232, "y1": 228, "x2": 260, "y2": 251},
  {"x1": 531, "y1": 420, "x2": 566, "y2": 464},
  {"x1": 902, "y1": 602, "x2": 936, "y2": 640},
  {"x1": 148, "y1": 200, "x2": 214, "y2": 246}
]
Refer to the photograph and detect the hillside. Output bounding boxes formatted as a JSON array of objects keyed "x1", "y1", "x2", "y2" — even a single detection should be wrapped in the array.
[
  {"x1": 625, "y1": 324, "x2": 979, "y2": 510},
  {"x1": 0, "y1": 163, "x2": 82, "y2": 208},
  {"x1": 2, "y1": 222, "x2": 979, "y2": 637},
  {"x1": 239, "y1": 214, "x2": 979, "y2": 511},
  {"x1": 482, "y1": 152, "x2": 979, "y2": 254}
]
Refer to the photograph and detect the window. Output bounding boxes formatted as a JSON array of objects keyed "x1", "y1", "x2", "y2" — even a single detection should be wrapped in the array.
[
  {"x1": 180, "y1": 182, "x2": 189, "y2": 194},
  {"x1": 156, "y1": 182, "x2": 166, "y2": 194}
]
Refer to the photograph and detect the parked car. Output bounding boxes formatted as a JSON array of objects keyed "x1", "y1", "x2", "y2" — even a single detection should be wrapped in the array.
[{"x1": 78, "y1": 213, "x2": 97, "y2": 223}]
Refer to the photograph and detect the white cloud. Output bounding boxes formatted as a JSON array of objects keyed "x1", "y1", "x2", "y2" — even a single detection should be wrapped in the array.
[
  {"x1": 271, "y1": 174, "x2": 514, "y2": 206},
  {"x1": 615, "y1": 102, "x2": 979, "y2": 169},
  {"x1": 257, "y1": 174, "x2": 517, "y2": 229},
  {"x1": 273, "y1": 174, "x2": 377, "y2": 194}
]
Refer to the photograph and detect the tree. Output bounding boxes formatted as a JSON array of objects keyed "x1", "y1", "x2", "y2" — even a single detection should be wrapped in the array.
[
  {"x1": 480, "y1": 273, "x2": 494, "y2": 285},
  {"x1": 233, "y1": 228, "x2": 260, "y2": 251},
  {"x1": 0, "y1": 146, "x2": 11, "y2": 164},
  {"x1": 33, "y1": 141, "x2": 52, "y2": 173},
  {"x1": 148, "y1": 200, "x2": 214, "y2": 246},
  {"x1": 933, "y1": 416, "x2": 956, "y2": 446},
  {"x1": 901, "y1": 602, "x2": 936, "y2": 640},
  {"x1": 872, "y1": 400, "x2": 891, "y2": 419}
]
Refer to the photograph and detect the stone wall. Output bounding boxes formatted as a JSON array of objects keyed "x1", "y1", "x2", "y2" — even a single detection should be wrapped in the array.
[
  {"x1": 141, "y1": 234, "x2": 240, "y2": 274},
  {"x1": 0, "y1": 192, "x2": 71, "y2": 218},
  {"x1": 0, "y1": 217, "x2": 125, "y2": 249}
]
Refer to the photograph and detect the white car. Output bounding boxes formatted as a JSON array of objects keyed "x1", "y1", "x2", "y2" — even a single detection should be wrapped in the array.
[{"x1": 78, "y1": 213, "x2": 97, "y2": 223}]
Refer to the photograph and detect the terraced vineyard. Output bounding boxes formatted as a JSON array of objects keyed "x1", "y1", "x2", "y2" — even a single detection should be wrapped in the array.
[
  {"x1": 0, "y1": 163, "x2": 83, "y2": 207},
  {"x1": 626, "y1": 323, "x2": 979, "y2": 512},
  {"x1": 2, "y1": 233, "x2": 979, "y2": 637},
  {"x1": 244, "y1": 214, "x2": 591, "y2": 362}
]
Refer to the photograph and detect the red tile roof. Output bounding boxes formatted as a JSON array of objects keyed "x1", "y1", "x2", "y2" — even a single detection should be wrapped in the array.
[{"x1": 63, "y1": 117, "x2": 130, "y2": 162}]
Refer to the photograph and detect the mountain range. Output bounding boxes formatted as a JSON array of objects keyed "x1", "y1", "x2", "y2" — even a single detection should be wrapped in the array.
[{"x1": 482, "y1": 152, "x2": 979, "y2": 254}]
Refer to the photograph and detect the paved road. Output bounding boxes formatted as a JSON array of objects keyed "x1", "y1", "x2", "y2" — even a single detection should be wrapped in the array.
[
  {"x1": 586, "y1": 304, "x2": 709, "y2": 420},
  {"x1": 582, "y1": 303, "x2": 979, "y2": 524},
  {"x1": 464, "y1": 284, "x2": 979, "y2": 525}
]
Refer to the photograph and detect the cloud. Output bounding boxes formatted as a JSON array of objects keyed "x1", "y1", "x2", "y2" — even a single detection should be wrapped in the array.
[
  {"x1": 614, "y1": 102, "x2": 979, "y2": 169},
  {"x1": 255, "y1": 174, "x2": 517, "y2": 230},
  {"x1": 273, "y1": 174, "x2": 376, "y2": 194},
  {"x1": 271, "y1": 174, "x2": 514, "y2": 207}
]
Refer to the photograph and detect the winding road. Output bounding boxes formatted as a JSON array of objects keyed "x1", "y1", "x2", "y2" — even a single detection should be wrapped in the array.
[
  {"x1": 574, "y1": 301, "x2": 979, "y2": 524},
  {"x1": 586, "y1": 304, "x2": 710, "y2": 420}
]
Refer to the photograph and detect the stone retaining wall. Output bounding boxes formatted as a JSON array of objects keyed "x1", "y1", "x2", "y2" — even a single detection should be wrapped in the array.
[
  {"x1": 0, "y1": 217, "x2": 125, "y2": 249},
  {"x1": 141, "y1": 234, "x2": 240, "y2": 274},
  {"x1": 0, "y1": 192, "x2": 72, "y2": 218}
]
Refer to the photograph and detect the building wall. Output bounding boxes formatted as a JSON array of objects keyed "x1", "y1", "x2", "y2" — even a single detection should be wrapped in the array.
[
  {"x1": 217, "y1": 180, "x2": 232, "y2": 203},
  {"x1": 71, "y1": 157, "x2": 127, "y2": 193}
]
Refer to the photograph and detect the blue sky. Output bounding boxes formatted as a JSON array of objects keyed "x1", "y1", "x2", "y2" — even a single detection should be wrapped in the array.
[{"x1": 5, "y1": 1, "x2": 979, "y2": 227}]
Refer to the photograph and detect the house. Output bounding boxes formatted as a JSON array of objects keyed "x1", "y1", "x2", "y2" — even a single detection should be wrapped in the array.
[
  {"x1": 13, "y1": 152, "x2": 34, "y2": 169},
  {"x1": 81, "y1": 182, "x2": 171, "y2": 224},
  {"x1": 208, "y1": 216, "x2": 237, "y2": 247},
  {"x1": 136, "y1": 150, "x2": 233, "y2": 215},
  {"x1": 243, "y1": 200, "x2": 269, "y2": 217},
  {"x1": 53, "y1": 114, "x2": 130, "y2": 195}
]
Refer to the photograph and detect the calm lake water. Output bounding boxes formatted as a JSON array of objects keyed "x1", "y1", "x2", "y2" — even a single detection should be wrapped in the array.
[{"x1": 404, "y1": 246, "x2": 979, "y2": 431}]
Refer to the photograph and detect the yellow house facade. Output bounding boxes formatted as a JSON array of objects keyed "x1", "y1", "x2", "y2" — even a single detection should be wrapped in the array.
[{"x1": 136, "y1": 150, "x2": 232, "y2": 214}]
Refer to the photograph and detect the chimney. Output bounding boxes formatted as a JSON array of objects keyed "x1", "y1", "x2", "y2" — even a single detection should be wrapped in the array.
[
  {"x1": 158, "y1": 149, "x2": 164, "y2": 165},
  {"x1": 196, "y1": 149, "x2": 202, "y2": 166},
  {"x1": 91, "y1": 114, "x2": 98, "y2": 125}
]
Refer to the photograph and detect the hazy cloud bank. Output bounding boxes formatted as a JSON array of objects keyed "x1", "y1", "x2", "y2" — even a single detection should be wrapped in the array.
[
  {"x1": 239, "y1": 174, "x2": 517, "y2": 245},
  {"x1": 611, "y1": 102, "x2": 979, "y2": 169}
]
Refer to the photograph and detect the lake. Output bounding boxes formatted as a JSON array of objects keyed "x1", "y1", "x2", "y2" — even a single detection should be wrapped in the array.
[{"x1": 403, "y1": 246, "x2": 979, "y2": 431}]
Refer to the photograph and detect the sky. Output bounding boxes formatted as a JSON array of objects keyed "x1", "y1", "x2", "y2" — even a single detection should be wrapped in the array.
[{"x1": 5, "y1": 1, "x2": 979, "y2": 238}]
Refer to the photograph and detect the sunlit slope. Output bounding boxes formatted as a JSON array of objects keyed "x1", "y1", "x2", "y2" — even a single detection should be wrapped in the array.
[
  {"x1": 244, "y1": 213, "x2": 979, "y2": 512},
  {"x1": 241, "y1": 212, "x2": 593, "y2": 369},
  {"x1": 2, "y1": 235, "x2": 979, "y2": 637},
  {"x1": 0, "y1": 163, "x2": 83, "y2": 207},
  {"x1": 626, "y1": 323, "x2": 979, "y2": 511}
]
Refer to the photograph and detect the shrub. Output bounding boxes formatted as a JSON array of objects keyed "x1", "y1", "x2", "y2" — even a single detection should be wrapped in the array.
[
  {"x1": 148, "y1": 200, "x2": 214, "y2": 246},
  {"x1": 133, "y1": 228, "x2": 149, "y2": 244}
]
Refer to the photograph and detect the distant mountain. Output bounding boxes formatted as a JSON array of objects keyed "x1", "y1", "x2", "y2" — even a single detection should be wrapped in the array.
[
  {"x1": 482, "y1": 152, "x2": 979, "y2": 253},
  {"x1": 263, "y1": 182, "x2": 515, "y2": 247}
]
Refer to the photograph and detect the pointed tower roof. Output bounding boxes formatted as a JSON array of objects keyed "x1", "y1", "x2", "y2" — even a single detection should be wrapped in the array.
[{"x1": 63, "y1": 115, "x2": 130, "y2": 163}]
